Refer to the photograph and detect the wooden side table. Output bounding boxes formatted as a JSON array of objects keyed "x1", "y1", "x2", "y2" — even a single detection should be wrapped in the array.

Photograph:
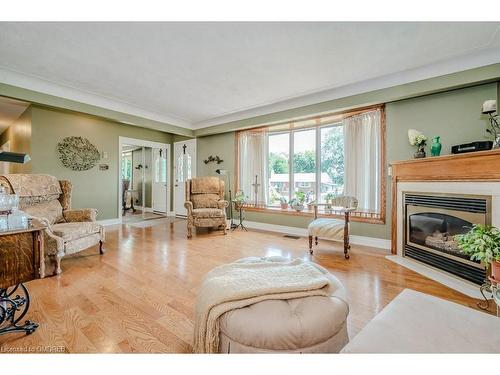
[{"x1": 0, "y1": 221, "x2": 46, "y2": 336}]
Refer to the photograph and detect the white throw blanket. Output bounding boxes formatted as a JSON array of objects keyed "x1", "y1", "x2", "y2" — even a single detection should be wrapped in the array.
[{"x1": 193, "y1": 257, "x2": 335, "y2": 353}]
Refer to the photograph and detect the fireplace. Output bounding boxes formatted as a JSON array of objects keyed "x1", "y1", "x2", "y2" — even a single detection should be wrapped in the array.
[{"x1": 403, "y1": 192, "x2": 490, "y2": 285}]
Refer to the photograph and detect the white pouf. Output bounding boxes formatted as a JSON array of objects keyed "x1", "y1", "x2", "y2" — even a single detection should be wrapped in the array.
[
  {"x1": 341, "y1": 289, "x2": 500, "y2": 353},
  {"x1": 218, "y1": 256, "x2": 350, "y2": 353}
]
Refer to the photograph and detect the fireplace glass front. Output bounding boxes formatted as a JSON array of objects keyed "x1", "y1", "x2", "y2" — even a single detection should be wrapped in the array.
[{"x1": 404, "y1": 193, "x2": 490, "y2": 285}]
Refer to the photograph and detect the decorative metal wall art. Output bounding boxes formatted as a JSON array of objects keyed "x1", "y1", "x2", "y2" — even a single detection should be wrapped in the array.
[
  {"x1": 57, "y1": 136, "x2": 100, "y2": 171},
  {"x1": 203, "y1": 155, "x2": 223, "y2": 164}
]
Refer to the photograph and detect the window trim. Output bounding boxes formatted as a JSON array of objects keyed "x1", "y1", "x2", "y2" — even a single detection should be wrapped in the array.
[{"x1": 235, "y1": 104, "x2": 386, "y2": 224}]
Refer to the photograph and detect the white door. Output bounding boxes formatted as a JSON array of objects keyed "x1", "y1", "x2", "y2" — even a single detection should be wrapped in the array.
[
  {"x1": 152, "y1": 147, "x2": 168, "y2": 213},
  {"x1": 173, "y1": 139, "x2": 196, "y2": 216}
]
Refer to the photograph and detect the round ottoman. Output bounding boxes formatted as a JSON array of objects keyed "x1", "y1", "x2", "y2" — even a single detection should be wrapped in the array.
[{"x1": 218, "y1": 256, "x2": 349, "y2": 353}]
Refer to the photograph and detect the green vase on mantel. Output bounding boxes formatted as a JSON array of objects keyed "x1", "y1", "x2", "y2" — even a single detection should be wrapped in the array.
[{"x1": 431, "y1": 136, "x2": 442, "y2": 157}]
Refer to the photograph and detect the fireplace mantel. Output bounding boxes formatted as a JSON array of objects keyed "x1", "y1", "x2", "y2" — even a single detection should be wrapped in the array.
[
  {"x1": 391, "y1": 148, "x2": 500, "y2": 182},
  {"x1": 390, "y1": 148, "x2": 500, "y2": 254}
]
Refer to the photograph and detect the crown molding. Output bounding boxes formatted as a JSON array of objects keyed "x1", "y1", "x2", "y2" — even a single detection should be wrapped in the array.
[
  {"x1": 0, "y1": 67, "x2": 193, "y2": 130},
  {"x1": 192, "y1": 48, "x2": 500, "y2": 130},
  {"x1": 1, "y1": 48, "x2": 500, "y2": 135}
]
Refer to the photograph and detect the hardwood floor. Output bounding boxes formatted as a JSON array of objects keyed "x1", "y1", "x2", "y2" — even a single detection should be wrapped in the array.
[{"x1": 0, "y1": 220, "x2": 493, "y2": 353}]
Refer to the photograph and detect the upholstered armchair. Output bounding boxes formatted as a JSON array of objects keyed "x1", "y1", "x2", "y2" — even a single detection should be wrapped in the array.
[
  {"x1": 184, "y1": 177, "x2": 228, "y2": 238},
  {"x1": 0, "y1": 174, "x2": 105, "y2": 275},
  {"x1": 308, "y1": 196, "x2": 358, "y2": 259}
]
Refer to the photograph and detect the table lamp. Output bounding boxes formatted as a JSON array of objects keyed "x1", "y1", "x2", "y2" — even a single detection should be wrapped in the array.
[{"x1": 0, "y1": 151, "x2": 30, "y2": 163}]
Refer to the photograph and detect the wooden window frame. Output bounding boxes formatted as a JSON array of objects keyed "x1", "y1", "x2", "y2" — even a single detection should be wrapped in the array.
[{"x1": 235, "y1": 104, "x2": 386, "y2": 224}]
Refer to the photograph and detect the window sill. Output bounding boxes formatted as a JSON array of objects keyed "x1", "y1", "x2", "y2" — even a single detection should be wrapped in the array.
[{"x1": 238, "y1": 205, "x2": 385, "y2": 224}]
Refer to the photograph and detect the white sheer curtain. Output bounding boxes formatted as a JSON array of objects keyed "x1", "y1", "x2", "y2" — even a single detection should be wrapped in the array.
[
  {"x1": 238, "y1": 129, "x2": 268, "y2": 205},
  {"x1": 343, "y1": 109, "x2": 381, "y2": 212}
]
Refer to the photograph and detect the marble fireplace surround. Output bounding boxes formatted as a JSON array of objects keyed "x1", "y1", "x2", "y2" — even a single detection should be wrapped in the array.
[{"x1": 388, "y1": 149, "x2": 500, "y2": 298}]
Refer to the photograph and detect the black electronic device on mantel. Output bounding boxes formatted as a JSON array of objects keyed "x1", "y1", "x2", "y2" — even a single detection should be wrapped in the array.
[{"x1": 451, "y1": 141, "x2": 493, "y2": 154}]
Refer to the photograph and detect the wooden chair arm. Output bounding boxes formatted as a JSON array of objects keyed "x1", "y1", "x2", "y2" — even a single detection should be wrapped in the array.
[
  {"x1": 184, "y1": 201, "x2": 193, "y2": 213},
  {"x1": 312, "y1": 204, "x2": 356, "y2": 219}
]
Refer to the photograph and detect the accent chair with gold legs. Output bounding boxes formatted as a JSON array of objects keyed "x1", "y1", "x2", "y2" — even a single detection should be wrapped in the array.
[
  {"x1": 308, "y1": 196, "x2": 358, "y2": 259},
  {"x1": 184, "y1": 176, "x2": 228, "y2": 238},
  {"x1": 0, "y1": 174, "x2": 105, "y2": 275}
]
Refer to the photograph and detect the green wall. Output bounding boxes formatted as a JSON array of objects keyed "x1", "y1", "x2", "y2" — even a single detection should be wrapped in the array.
[
  {"x1": 195, "y1": 83, "x2": 498, "y2": 240},
  {"x1": 197, "y1": 132, "x2": 235, "y2": 184},
  {"x1": 0, "y1": 83, "x2": 193, "y2": 137},
  {"x1": 195, "y1": 63, "x2": 500, "y2": 137},
  {"x1": 29, "y1": 106, "x2": 173, "y2": 220}
]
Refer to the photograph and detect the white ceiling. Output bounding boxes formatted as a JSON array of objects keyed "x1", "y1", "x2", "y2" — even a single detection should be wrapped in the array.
[
  {"x1": 0, "y1": 96, "x2": 29, "y2": 133},
  {"x1": 0, "y1": 22, "x2": 499, "y2": 131}
]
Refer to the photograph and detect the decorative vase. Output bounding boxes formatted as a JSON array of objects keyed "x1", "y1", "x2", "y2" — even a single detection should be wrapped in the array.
[
  {"x1": 492, "y1": 260, "x2": 500, "y2": 281},
  {"x1": 430, "y1": 136, "x2": 442, "y2": 157},
  {"x1": 494, "y1": 135, "x2": 500, "y2": 149},
  {"x1": 414, "y1": 146, "x2": 426, "y2": 159},
  {"x1": 292, "y1": 203, "x2": 304, "y2": 212}
]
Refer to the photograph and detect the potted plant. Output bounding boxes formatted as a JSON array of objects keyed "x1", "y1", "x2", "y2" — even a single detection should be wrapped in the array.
[
  {"x1": 324, "y1": 193, "x2": 335, "y2": 214},
  {"x1": 408, "y1": 129, "x2": 428, "y2": 159},
  {"x1": 279, "y1": 196, "x2": 288, "y2": 210},
  {"x1": 270, "y1": 188, "x2": 280, "y2": 206},
  {"x1": 307, "y1": 200, "x2": 316, "y2": 211},
  {"x1": 291, "y1": 192, "x2": 305, "y2": 212},
  {"x1": 233, "y1": 190, "x2": 246, "y2": 211},
  {"x1": 455, "y1": 224, "x2": 500, "y2": 281},
  {"x1": 289, "y1": 198, "x2": 301, "y2": 212}
]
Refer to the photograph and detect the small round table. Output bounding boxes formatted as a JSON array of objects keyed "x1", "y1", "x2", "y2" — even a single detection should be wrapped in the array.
[{"x1": 232, "y1": 202, "x2": 247, "y2": 231}]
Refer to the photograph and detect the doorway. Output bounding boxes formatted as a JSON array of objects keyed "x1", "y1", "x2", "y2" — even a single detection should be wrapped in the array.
[
  {"x1": 152, "y1": 147, "x2": 168, "y2": 212},
  {"x1": 173, "y1": 139, "x2": 196, "y2": 216},
  {"x1": 118, "y1": 137, "x2": 170, "y2": 223}
]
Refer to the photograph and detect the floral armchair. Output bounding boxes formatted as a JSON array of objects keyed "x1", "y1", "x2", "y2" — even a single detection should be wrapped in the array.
[
  {"x1": 184, "y1": 177, "x2": 228, "y2": 238},
  {"x1": 0, "y1": 174, "x2": 104, "y2": 275}
]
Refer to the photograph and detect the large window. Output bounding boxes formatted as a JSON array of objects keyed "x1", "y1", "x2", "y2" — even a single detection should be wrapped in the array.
[
  {"x1": 267, "y1": 125, "x2": 341, "y2": 206},
  {"x1": 268, "y1": 132, "x2": 289, "y2": 206},
  {"x1": 293, "y1": 128, "x2": 316, "y2": 204},
  {"x1": 320, "y1": 125, "x2": 344, "y2": 202},
  {"x1": 237, "y1": 106, "x2": 385, "y2": 223}
]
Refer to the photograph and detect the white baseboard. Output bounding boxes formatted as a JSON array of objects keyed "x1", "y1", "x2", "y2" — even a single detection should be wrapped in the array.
[
  {"x1": 97, "y1": 218, "x2": 122, "y2": 226},
  {"x1": 244, "y1": 220, "x2": 391, "y2": 250},
  {"x1": 245, "y1": 221, "x2": 307, "y2": 237},
  {"x1": 134, "y1": 206, "x2": 153, "y2": 213},
  {"x1": 95, "y1": 217, "x2": 390, "y2": 249}
]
